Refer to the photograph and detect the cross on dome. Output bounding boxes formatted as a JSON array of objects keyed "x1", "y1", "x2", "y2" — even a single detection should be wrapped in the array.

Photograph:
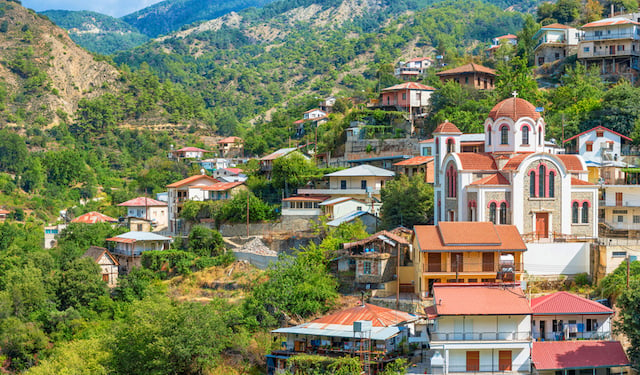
[{"x1": 512, "y1": 90, "x2": 518, "y2": 98}]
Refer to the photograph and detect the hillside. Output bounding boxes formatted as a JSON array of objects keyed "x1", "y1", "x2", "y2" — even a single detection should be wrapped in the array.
[
  {"x1": 0, "y1": 2, "x2": 119, "y2": 126},
  {"x1": 121, "y1": 0, "x2": 278, "y2": 38},
  {"x1": 40, "y1": 10, "x2": 150, "y2": 54}
]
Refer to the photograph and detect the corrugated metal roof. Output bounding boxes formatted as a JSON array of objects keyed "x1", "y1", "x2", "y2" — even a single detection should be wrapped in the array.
[
  {"x1": 106, "y1": 231, "x2": 171, "y2": 243},
  {"x1": 532, "y1": 341, "x2": 629, "y2": 370},
  {"x1": 319, "y1": 197, "x2": 355, "y2": 206},
  {"x1": 325, "y1": 165, "x2": 395, "y2": 177},
  {"x1": 260, "y1": 147, "x2": 298, "y2": 161},
  {"x1": 433, "y1": 283, "x2": 532, "y2": 315},
  {"x1": 327, "y1": 211, "x2": 378, "y2": 227},
  {"x1": 71, "y1": 212, "x2": 118, "y2": 224},
  {"x1": 343, "y1": 230, "x2": 410, "y2": 250},
  {"x1": 381, "y1": 82, "x2": 436, "y2": 91},
  {"x1": 175, "y1": 147, "x2": 209, "y2": 152},
  {"x1": 313, "y1": 303, "x2": 417, "y2": 327},
  {"x1": 272, "y1": 325, "x2": 402, "y2": 341},
  {"x1": 118, "y1": 197, "x2": 167, "y2": 207},
  {"x1": 531, "y1": 291, "x2": 613, "y2": 315},
  {"x1": 582, "y1": 17, "x2": 639, "y2": 28},
  {"x1": 436, "y1": 63, "x2": 496, "y2": 76}
]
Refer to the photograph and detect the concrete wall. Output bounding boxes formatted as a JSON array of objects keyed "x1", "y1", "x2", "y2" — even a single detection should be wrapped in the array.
[
  {"x1": 233, "y1": 250, "x2": 278, "y2": 270},
  {"x1": 524, "y1": 242, "x2": 590, "y2": 276},
  {"x1": 216, "y1": 217, "x2": 318, "y2": 237},
  {"x1": 445, "y1": 347, "x2": 530, "y2": 373}
]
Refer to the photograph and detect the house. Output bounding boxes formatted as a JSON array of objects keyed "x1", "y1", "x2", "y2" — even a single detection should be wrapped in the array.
[
  {"x1": 394, "y1": 57, "x2": 434, "y2": 80},
  {"x1": 531, "y1": 291, "x2": 613, "y2": 341},
  {"x1": 339, "y1": 230, "x2": 413, "y2": 296},
  {"x1": 487, "y1": 34, "x2": 518, "y2": 57},
  {"x1": 534, "y1": 23, "x2": 582, "y2": 67},
  {"x1": 303, "y1": 108, "x2": 327, "y2": 120},
  {"x1": 281, "y1": 195, "x2": 330, "y2": 217},
  {"x1": 106, "y1": 231, "x2": 172, "y2": 273},
  {"x1": 82, "y1": 246, "x2": 119, "y2": 287},
  {"x1": 578, "y1": 17, "x2": 640, "y2": 81},
  {"x1": 118, "y1": 197, "x2": 168, "y2": 230},
  {"x1": 44, "y1": 223, "x2": 67, "y2": 249},
  {"x1": 427, "y1": 283, "x2": 533, "y2": 375},
  {"x1": 327, "y1": 211, "x2": 380, "y2": 234},
  {"x1": 212, "y1": 167, "x2": 247, "y2": 182},
  {"x1": 268, "y1": 303, "x2": 421, "y2": 375},
  {"x1": 260, "y1": 148, "x2": 305, "y2": 177},
  {"x1": 393, "y1": 156, "x2": 434, "y2": 183},
  {"x1": 170, "y1": 146, "x2": 210, "y2": 160},
  {"x1": 217, "y1": 136, "x2": 244, "y2": 157},
  {"x1": 0, "y1": 209, "x2": 9, "y2": 220},
  {"x1": 71, "y1": 211, "x2": 118, "y2": 224},
  {"x1": 436, "y1": 63, "x2": 497, "y2": 90},
  {"x1": 166, "y1": 174, "x2": 220, "y2": 233},
  {"x1": 564, "y1": 126, "x2": 632, "y2": 181},
  {"x1": 297, "y1": 164, "x2": 395, "y2": 205},
  {"x1": 379, "y1": 82, "x2": 436, "y2": 120},
  {"x1": 531, "y1": 341, "x2": 630, "y2": 375},
  {"x1": 420, "y1": 134, "x2": 486, "y2": 158},
  {"x1": 319, "y1": 96, "x2": 336, "y2": 113},
  {"x1": 413, "y1": 222, "x2": 527, "y2": 297},
  {"x1": 295, "y1": 109, "x2": 329, "y2": 137},
  {"x1": 200, "y1": 181, "x2": 247, "y2": 201},
  {"x1": 599, "y1": 183, "x2": 640, "y2": 234},
  {"x1": 320, "y1": 197, "x2": 372, "y2": 219},
  {"x1": 432, "y1": 97, "x2": 598, "y2": 242},
  {"x1": 197, "y1": 158, "x2": 230, "y2": 172}
]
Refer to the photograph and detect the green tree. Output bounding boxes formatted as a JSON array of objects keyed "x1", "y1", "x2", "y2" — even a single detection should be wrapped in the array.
[
  {"x1": 216, "y1": 190, "x2": 277, "y2": 223},
  {"x1": 0, "y1": 317, "x2": 49, "y2": 371},
  {"x1": 112, "y1": 267, "x2": 157, "y2": 302},
  {"x1": 271, "y1": 152, "x2": 322, "y2": 194},
  {"x1": 495, "y1": 55, "x2": 539, "y2": 103},
  {"x1": 597, "y1": 260, "x2": 640, "y2": 300},
  {"x1": 381, "y1": 174, "x2": 434, "y2": 229},
  {"x1": 19, "y1": 157, "x2": 44, "y2": 193},
  {"x1": 614, "y1": 279, "x2": 640, "y2": 370},
  {"x1": 516, "y1": 15, "x2": 541, "y2": 66},
  {"x1": 55, "y1": 257, "x2": 109, "y2": 311},
  {"x1": 0, "y1": 130, "x2": 28, "y2": 174},
  {"x1": 187, "y1": 225, "x2": 225, "y2": 257}
]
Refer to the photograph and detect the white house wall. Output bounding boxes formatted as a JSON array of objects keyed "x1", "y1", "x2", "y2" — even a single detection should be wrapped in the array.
[
  {"x1": 333, "y1": 200, "x2": 371, "y2": 218},
  {"x1": 445, "y1": 347, "x2": 530, "y2": 373},
  {"x1": 532, "y1": 314, "x2": 611, "y2": 341},
  {"x1": 578, "y1": 131, "x2": 622, "y2": 165},
  {"x1": 524, "y1": 242, "x2": 590, "y2": 275}
]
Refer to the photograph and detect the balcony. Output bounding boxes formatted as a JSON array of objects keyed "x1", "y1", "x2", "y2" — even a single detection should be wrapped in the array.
[
  {"x1": 533, "y1": 331, "x2": 610, "y2": 341},
  {"x1": 583, "y1": 32, "x2": 638, "y2": 41},
  {"x1": 297, "y1": 188, "x2": 378, "y2": 196},
  {"x1": 579, "y1": 48, "x2": 640, "y2": 59},
  {"x1": 424, "y1": 261, "x2": 524, "y2": 274},
  {"x1": 430, "y1": 331, "x2": 530, "y2": 341}
]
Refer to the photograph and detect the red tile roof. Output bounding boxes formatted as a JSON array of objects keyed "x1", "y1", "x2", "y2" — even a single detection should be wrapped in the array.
[
  {"x1": 501, "y1": 153, "x2": 534, "y2": 170},
  {"x1": 488, "y1": 97, "x2": 541, "y2": 121},
  {"x1": 343, "y1": 230, "x2": 410, "y2": 250},
  {"x1": 456, "y1": 153, "x2": 498, "y2": 170},
  {"x1": 542, "y1": 22, "x2": 572, "y2": 29},
  {"x1": 393, "y1": 156, "x2": 434, "y2": 166},
  {"x1": 414, "y1": 222, "x2": 527, "y2": 252},
  {"x1": 0, "y1": 209, "x2": 9, "y2": 215},
  {"x1": 556, "y1": 154, "x2": 586, "y2": 171},
  {"x1": 433, "y1": 121, "x2": 462, "y2": 134},
  {"x1": 436, "y1": 63, "x2": 497, "y2": 76},
  {"x1": 531, "y1": 291, "x2": 613, "y2": 315},
  {"x1": 175, "y1": 147, "x2": 209, "y2": 153},
  {"x1": 407, "y1": 57, "x2": 433, "y2": 62},
  {"x1": 118, "y1": 197, "x2": 167, "y2": 207},
  {"x1": 470, "y1": 173, "x2": 510, "y2": 185},
  {"x1": 311, "y1": 303, "x2": 416, "y2": 327},
  {"x1": 282, "y1": 195, "x2": 331, "y2": 202},
  {"x1": 217, "y1": 136, "x2": 243, "y2": 144},
  {"x1": 381, "y1": 82, "x2": 436, "y2": 91},
  {"x1": 200, "y1": 181, "x2": 244, "y2": 191},
  {"x1": 571, "y1": 177, "x2": 595, "y2": 186},
  {"x1": 419, "y1": 138, "x2": 434, "y2": 144},
  {"x1": 532, "y1": 341, "x2": 629, "y2": 370},
  {"x1": 563, "y1": 125, "x2": 632, "y2": 143},
  {"x1": 71, "y1": 211, "x2": 118, "y2": 224},
  {"x1": 223, "y1": 167, "x2": 243, "y2": 175},
  {"x1": 432, "y1": 283, "x2": 532, "y2": 315},
  {"x1": 166, "y1": 175, "x2": 219, "y2": 188},
  {"x1": 582, "y1": 18, "x2": 639, "y2": 28},
  {"x1": 495, "y1": 34, "x2": 517, "y2": 39}
]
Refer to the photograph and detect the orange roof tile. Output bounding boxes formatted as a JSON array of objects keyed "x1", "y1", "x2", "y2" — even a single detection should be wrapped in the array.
[
  {"x1": 470, "y1": 173, "x2": 510, "y2": 185},
  {"x1": 407, "y1": 56, "x2": 433, "y2": 62},
  {"x1": 542, "y1": 22, "x2": 572, "y2": 29},
  {"x1": 0, "y1": 209, "x2": 9, "y2": 215},
  {"x1": 381, "y1": 82, "x2": 436, "y2": 91},
  {"x1": 531, "y1": 291, "x2": 613, "y2": 315},
  {"x1": 571, "y1": 177, "x2": 595, "y2": 186},
  {"x1": 495, "y1": 34, "x2": 517, "y2": 39},
  {"x1": 414, "y1": 222, "x2": 527, "y2": 252},
  {"x1": 556, "y1": 154, "x2": 586, "y2": 171},
  {"x1": 502, "y1": 153, "x2": 534, "y2": 170},
  {"x1": 433, "y1": 283, "x2": 532, "y2": 315},
  {"x1": 71, "y1": 211, "x2": 118, "y2": 224},
  {"x1": 456, "y1": 153, "x2": 498, "y2": 170},
  {"x1": 582, "y1": 18, "x2": 639, "y2": 28},
  {"x1": 419, "y1": 138, "x2": 434, "y2": 144},
  {"x1": 200, "y1": 181, "x2": 244, "y2": 191},
  {"x1": 393, "y1": 156, "x2": 434, "y2": 166},
  {"x1": 433, "y1": 121, "x2": 462, "y2": 134},
  {"x1": 166, "y1": 175, "x2": 219, "y2": 188},
  {"x1": 217, "y1": 136, "x2": 243, "y2": 144},
  {"x1": 488, "y1": 97, "x2": 541, "y2": 121},
  {"x1": 532, "y1": 341, "x2": 629, "y2": 370},
  {"x1": 311, "y1": 303, "x2": 416, "y2": 327},
  {"x1": 436, "y1": 63, "x2": 497, "y2": 76},
  {"x1": 118, "y1": 197, "x2": 167, "y2": 207},
  {"x1": 175, "y1": 147, "x2": 209, "y2": 153}
]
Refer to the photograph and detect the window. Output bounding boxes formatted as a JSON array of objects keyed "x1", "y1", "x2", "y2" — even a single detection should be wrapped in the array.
[
  {"x1": 363, "y1": 261, "x2": 372, "y2": 275},
  {"x1": 596, "y1": 130, "x2": 604, "y2": 137},
  {"x1": 582, "y1": 202, "x2": 589, "y2": 223},
  {"x1": 572, "y1": 202, "x2": 579, "y2": 224},
  {"x1": 548, "y1": 171, "x2": 555, "y2": 198},
  {"x1": 539, "y1": 165, "x2": 546, "y2": 198},
  {"x1": 499, "y1": 202, "x2": 507, "y2": 224},
  {"x1": 487, "y1": 126, "x2": 492, "y2": 145},
  {"x1": 634, "y1": 215, "x2": 640, "y2": 224},
  {"x1": 102, "y1": 274, "x2": 109, "y2": 282},
  {"x1": 586, "y1": 319, "x2": 598, "y2": 332},
  {"x1": 340, "y1": 180, "x2": 347, "y2": 190},
  {"x1": 466, "y1": 351, "x2": 480, "y2": 372},
  {"x1": 499, "y1": 351, "x2": 512, "y2": 371},
  {"x1": 447, "y1": 138, "x2": 455, "y2": 153},
  {"x1": 402, "y1": 93, "x2": 406, "y2": 100},
  {"x1": 618, "y1": 45, "x2": 625, "y2": 51},
  {"x1": 361, "y1": 180, "x2": 367, "y2": 190},
  {"x1": 522, "y1": 126, "x2": 530, "y2": 145},
  {"x1": 553, "y1": 319, "x2": 564, "y2": 332},
  {"x1": 446, "y1": 165, "x2": 457, "y2": 198},
  {"x1": 530, "y1": 171, "x2": 536, "y2": 197},
  {"x1": 612, "y1": 251, "x2": 627, "y2": 258},
  {"x1": 489, "y1": 202, "x2": 497, "y2": 224},
  {"x1": 583, "y1": 47, "x2": 590, "y2": 53},
  {"x1": 618, "y1": 215, "x2": 624, "y2": 223},
  {"x1": 500, "y1": 125, "x2": 509, "y2": 144},
  {"x1": 586, "y1": 142, "x2": 593, "y2": 152},
  {"x1": 539, "y1": 127, "x2": 543, "y2": 145}
]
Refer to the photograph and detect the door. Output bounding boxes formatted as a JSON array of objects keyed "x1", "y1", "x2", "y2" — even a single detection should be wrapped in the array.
[
  {"x1": 482, "y1": 252, "x2": 494, "y2": 272},
  {"x1": 610, "y1": 45, "x2": 616, "y2": 55},
  {"x1": 535, "y1": 213, "x2": 549, "y2": 238},
  {"x1": 499, "y1": 351, "x2": 512, "y2": 371},
  {"x1": 466, "y1": 351, "x2": 480, "y2": 371},
  {"x1": 451, "y1": 253, "x2": 463, "y2": 273},
  {"x1": 616, "y1": 192, "x2": 623, "y2": 206},
  {"x1": 454, "y1": 319, "x2": 464, "y2": 340},
  {"x1": 540, "y1": 320, "x2": 546, "y2": 341},
  {"x1": 428, "y1": 253, "x2": 441, "y2": 272}
]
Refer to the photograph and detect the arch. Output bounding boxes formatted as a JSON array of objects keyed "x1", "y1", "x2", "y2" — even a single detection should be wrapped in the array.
[
  {"x1": 521, "y1": 125, "x2": 530, "y2": 145},
  {"x1": 446, "y1": 137, "x2": 456, "y2": 153},
  {"x1": 539, "y1": 164, "x2": 546, "y2": 198},
  {"x1": 582, "y1": 201, "x2": 589, "y2": 223},
  {"x1": 500, "y1": 124, "x2": 509, "y2": 145},
  {"x1": 446, "y1": 164, "x2": 457, "y2": 198},
  {"x1": 548, "y1": 171, "x2": 555, "y2": 198},
  {"x1": 529, "y1": 170, "x2": 536, "y2": 197},
  {"x1": 487, "y1": 125, "x2": 492, "y2": 146},
  {"x1": 538, "y1": 126, "x2": 543, "y2": 146},
  {"x1": 572, "y1": 201, "x2": 579, "y2": 224},
  {"x1": 489, "y1": 202, "x2": 497, "y2": 224},
  {"x1": 499, "y1": 202, "x2": 507, "y2": 224}
]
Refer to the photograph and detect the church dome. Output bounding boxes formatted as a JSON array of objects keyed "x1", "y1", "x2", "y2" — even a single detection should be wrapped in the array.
[
  {"x1": 488, "y1": 97, "x2": 541, "y2": 121},
  {"x1": 433, "y1": 121, "x2": 462, "y2": 134}
]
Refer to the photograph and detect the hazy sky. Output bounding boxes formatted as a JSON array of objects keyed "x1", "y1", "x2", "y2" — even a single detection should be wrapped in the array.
[{"x1": 22, "y1": 0, "x2": 164, "y2": 17}]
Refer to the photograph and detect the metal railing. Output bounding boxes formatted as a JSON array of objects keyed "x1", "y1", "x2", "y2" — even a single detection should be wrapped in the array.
[
  {"x1": 534, "y1": 331, "x2": 611, "y2": 341},
  {"x1": 430, "y1": 331, "x2": 530, "y2": 341},
  {"x1": 583, "y1": 32, "x2": 638, "y2": 41},
  {"x1": 424, "y1": 262, "x2": 524, "y2": 273},
  {"x1": 522, "y1": 232, "x2": 596, "y2": 243}
]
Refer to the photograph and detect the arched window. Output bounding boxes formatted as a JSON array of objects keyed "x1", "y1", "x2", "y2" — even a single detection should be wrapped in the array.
[
  {"x1": 572, "y1": 202, "x2": 579, "y2": 224},
  {"x1": 487, "y1": 126, "x2": 492, "y2": 146},
  {"x1": 501, "y1": 125, "x2": 509, "y2": 145},
  {"x1": 582, "y1": 201, "x2": 589, "y2": 223},
  {"x1": 446, "y1": 165, "x2": 457, "y2": 198},
  {"x1": 522, "y1": 126, "x2": 530, "y2": 145},
  {"x1": 499, "y1": 202, "x2": 507, "y2": 224},
  {"x1": 530, "y1": 171, "x2": 536, "y2": 197},
  {"x1": 539, "y1": 165, "x2": 546, "y2": 198},
  {"x1": 447, "y1": 138, "x2": 455, "y2": 153},
  {"x1": 548, "y1": 171, "x2": 555, "y2": 198},
  {"x1": 538, "y1": 126, "x2": 543, "y2": 146},
  {"x1": 489, "y1": 202, "x2": 497, "y2": 224}
]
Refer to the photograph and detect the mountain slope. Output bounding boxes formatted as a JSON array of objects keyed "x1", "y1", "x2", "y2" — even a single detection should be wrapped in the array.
[
  {"x1": 121, "y1": 0, "x2": 278, "y2": 38},
  {"x1": 0, "y1": 2, "x2": 119, "y2": 126},
  {"x1": 40, "y1": 10, "x2": 150, "y2": 54}
]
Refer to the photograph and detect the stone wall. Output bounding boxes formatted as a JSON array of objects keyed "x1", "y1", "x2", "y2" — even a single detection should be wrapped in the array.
[
  {"x1": 522, "y1": 160, "x2": 562, "y2": 234},
  {"x1": 570, "y1": 191, "x2": 595, "y2": 237}
]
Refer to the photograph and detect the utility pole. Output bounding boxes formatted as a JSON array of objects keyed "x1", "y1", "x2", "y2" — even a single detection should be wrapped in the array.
[
  {"x1": 396, "y1": 245, "x2": 400, "y2": 311},
  {"x1": 246, "y1": 194, "x2": 250, "y2": 238},
  {"x1": 627, "y1": 254, "x2": 630, "y2": 288}
]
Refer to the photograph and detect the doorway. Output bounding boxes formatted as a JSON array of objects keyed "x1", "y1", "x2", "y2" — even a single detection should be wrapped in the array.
[{"x1": 535, "y1": 212, "x2": 549, "y2": 238}]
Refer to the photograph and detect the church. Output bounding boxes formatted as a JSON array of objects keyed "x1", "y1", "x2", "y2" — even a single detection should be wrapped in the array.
[{"x1": 432, "y1": 96, "x2": 598, "y2": 240}]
